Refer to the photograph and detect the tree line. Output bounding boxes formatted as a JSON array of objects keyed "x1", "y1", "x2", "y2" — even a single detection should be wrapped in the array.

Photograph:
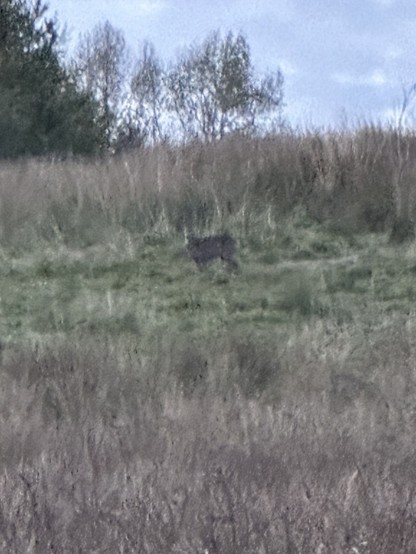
[{"x1": 0, "y1": 0, "x2": 284, "y2": 159}]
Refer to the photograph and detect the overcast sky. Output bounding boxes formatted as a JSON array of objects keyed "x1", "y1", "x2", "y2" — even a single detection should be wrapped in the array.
[{"x1": 47, "y1": 0, "x2": 416, "y2": 128}]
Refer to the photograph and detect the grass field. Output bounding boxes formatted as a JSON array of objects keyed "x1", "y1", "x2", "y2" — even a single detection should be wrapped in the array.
[
  {"x1": 2, "y1": 216, "x2": 416, "y2": 346},
  {"x1": 2, "y1": 137, "x2": 416, "y2": 551}
]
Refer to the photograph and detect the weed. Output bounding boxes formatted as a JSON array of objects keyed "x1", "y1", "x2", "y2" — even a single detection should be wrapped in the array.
[{"x1": 278, "y1": 274, "x2": 315, "y2": 316}]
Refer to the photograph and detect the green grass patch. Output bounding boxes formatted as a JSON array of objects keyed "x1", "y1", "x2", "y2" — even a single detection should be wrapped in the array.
[{"x1": 0, "y1": 224, "x2": 415, "y2": 347}]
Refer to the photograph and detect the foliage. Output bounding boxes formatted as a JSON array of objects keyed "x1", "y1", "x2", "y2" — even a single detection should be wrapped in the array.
[
  {"x1": 125, "y1": 41, "x2": 166, "y2": 148},
  {"x1": 166, "y1": 31, "x2": 284, "y2": 142},
  {"x1": 2, "y1": 8, "x2": 283, "y2": 154},
  {"x1": 71, "y1": 20, "x2": 129, "y2": 150},
  {"x1": 0, "y1": 0, "x2": 103, "y2": 158},
  {"x1": 116, "y1": 31, "x2": 284, "y2": 148}
]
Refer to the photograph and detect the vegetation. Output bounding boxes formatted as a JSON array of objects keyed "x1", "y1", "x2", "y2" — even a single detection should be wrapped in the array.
[
  {"x1": 1, "y1": 128, "x2": 416, "y2": 551},
  {"x1": 0, "y1": 0, "x2": 284, "y2": 158},
  {"x1": 1, "y1": 1, "x2": 416, "y2": 551},
  {"x1": 0, "y1": 0, "x2": 103, "y2": 158}
]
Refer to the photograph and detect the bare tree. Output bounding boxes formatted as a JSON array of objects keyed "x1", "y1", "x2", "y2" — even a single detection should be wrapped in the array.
[
  {"x1": 167, "y1": 31, "x2": 284, "y2": 142},
  {"x1": 71, "y1": 20, "x2": 129, "y2": 149},
  {"x1": 126, "y1": 41, "x2": 167, "y2": 148},
  {"x1": 390, "y1": 84, "x2": 416, "y2": 242}
]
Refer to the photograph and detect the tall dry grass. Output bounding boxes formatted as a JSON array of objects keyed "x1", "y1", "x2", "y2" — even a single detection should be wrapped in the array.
[
  {"x1": 0, "y1": 319, "x2": 415, "y2": 552},
  {"x1": 1, "y1": 124, "x2": 416, "y2": 250},
  {"x1": 2, "y1": 126, "x2": 416, "y2": 551}
]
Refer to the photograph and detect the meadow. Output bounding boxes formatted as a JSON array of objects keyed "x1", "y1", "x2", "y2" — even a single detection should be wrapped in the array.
[{"x1": 1, "y1": 129, "x2": 416, "y2": 552}]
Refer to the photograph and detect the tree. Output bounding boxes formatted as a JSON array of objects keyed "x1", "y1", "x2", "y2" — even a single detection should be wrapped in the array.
[
  {"x1": 128, "y1": 41, "x2": 166, "y2": 146},
  {"x1": 115, "y1": 41, "x2": 167, "y2": 151},
  {"x1": 389, "y1": 85, "x2": 416, "y2": 242},
  {"x1": 167, "y1": 31, "x2": 284, "y2": 142},
  {"x1": 72, "y1": 21, "x2": 129, "y2": 150},
  {"x1": 0, "y1": 0, "x2": 103, "y2": 158}
]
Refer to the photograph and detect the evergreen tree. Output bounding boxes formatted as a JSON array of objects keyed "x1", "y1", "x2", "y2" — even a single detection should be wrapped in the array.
[{"x1": 0, "y1": 0, "x2": 103, "y2": 158}]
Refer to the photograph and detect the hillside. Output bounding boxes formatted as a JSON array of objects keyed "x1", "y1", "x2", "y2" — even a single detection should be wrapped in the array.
[{"x1": 1, "y1": 133, "x2": 416, "y2": 552}]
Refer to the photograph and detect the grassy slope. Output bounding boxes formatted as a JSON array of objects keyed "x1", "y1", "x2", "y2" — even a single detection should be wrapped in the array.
[
  {"x1": 2, "y1": 218, "x2": 415, "y2": 345},
  {"x1": 2, "y1": 224, "x2": 416, "y2": 552},
  {"x1": 1, "y1": 141, "x2": 416, "y2": 550},
  {"x1": 0, "y1": 226, "x2": 416, "y2": 553}
]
